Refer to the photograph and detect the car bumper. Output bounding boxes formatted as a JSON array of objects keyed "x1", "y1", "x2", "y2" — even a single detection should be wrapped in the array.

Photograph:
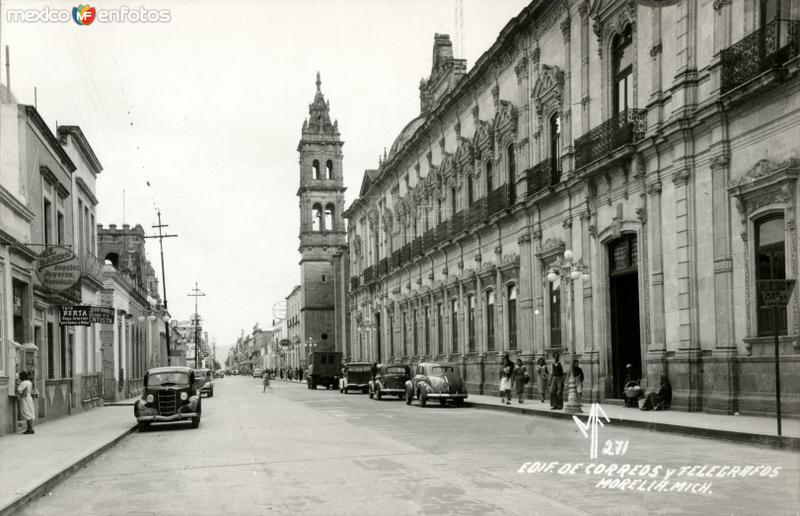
[
  {"x1": 377, "y1": 388, "x2": 404, "y2": 394},
  {"x1": 136, "y1": 412, "x2": 198, "y2": 422},
  {"x1": 424, "y1": 392, "x2": 468, "y2": 399},
  {"x1": 345, "y1": 383, "x2": 369, "y2": 389}
]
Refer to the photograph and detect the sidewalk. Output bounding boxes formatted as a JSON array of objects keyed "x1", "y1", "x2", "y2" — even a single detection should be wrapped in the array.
[
  {"x1": 466, "y1": 393, "x2": 800, "y2": 450},
  {"x1": 0, "y1": 401, "x2": 137, "y2": 516}
]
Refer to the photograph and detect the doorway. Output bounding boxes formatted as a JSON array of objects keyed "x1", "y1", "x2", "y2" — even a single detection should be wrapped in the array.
[{"x1": 608, "y1": 234, "x2": 641, "y2": 397}]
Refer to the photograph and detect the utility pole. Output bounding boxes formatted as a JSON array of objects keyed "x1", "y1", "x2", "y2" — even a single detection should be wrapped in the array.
[
  {"x1": 187, "y1": 282, "x2": 206, "y2": 368},
  {"x1": 143, "y1": 210, "x2": 178, "y2": 364}
]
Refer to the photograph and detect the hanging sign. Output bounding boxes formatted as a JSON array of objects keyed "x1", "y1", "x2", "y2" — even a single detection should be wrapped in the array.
[
  {"x1": 59, "y1": 305, "x2": 115, "y2": 326},
  {"x1": 272, "y1": 300, "x2": 287, "y2": 321},
  {"x1": 36, "y1": 246, "x2": 81, "y2": 292}
]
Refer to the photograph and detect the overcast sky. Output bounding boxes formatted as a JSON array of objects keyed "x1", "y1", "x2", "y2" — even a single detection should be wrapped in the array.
[{"x1": 2, "y1": 0, "x2": 530, "y2": 357}]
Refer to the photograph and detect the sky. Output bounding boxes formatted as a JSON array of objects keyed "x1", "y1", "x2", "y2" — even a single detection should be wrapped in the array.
[{"x1": 1, "y1": 0, "x2": 530, "y2": 359}]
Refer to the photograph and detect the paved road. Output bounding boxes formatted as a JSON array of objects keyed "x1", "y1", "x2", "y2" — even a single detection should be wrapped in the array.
[{"x1": 20, "y1": 376, "x2": 799, "y2": 515}]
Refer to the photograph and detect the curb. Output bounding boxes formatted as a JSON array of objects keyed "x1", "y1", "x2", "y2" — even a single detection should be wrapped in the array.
[
  {"x1": 0, "y1": 425, "x2": 138, "y2": 516},
  {"x1": 466, "y1": 401, "x2": 800, "y2": 451}
]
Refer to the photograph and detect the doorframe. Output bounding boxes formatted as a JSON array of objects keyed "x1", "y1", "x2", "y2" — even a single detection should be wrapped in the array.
[{"x1": 595, "y1": 224, "x2": 649, "y2": 399}]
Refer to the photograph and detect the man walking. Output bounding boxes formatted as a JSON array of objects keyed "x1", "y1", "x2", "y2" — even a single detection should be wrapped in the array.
[{"x1": 549, "y1": 353, "x2": 564, "y2": 410}]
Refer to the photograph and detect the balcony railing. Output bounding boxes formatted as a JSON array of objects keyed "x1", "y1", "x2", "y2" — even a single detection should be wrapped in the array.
[
  {"x1": 422, "y1": 230, "x2": 435, "y2": 252},
  {"x1": 468, "y1": 199, "x2": 487, "y2": 227},
  {"x1": 81, "y1": 251, "x2": 104, "y2": 285},
  {"x1": 526, "y1": 157, "x2": 562, "y2": 196},
  {"x1": 574, "y1": 109, "x2": 646, "y2": 169},
  {"x1": 721, "y1": 19, "x2": 800, "y2": 94},
  {"x1": 391, "y1": 250, "x2": 401, "y2": 269},
  {"x1": 363, "y1": 266, "x2": 375, "y2": 285},
  {"x1": 450, "y1": 210, "x2": 465, "y2": 236},
  {"x1": 401, "y1": 243, "x2": 411, "y2": 263},
  {"x1": 435, "y1": 221, "x2": 450, "y2": 244},
  {"x1": 487, "y1": 184, "x2": 509, "y2": 217},
  {"x1": 378, "y1": 258, "x2": 388, "y2": 276},
  {"x1": 411, "y1": 238, "x2": 422, "y2": 256}
]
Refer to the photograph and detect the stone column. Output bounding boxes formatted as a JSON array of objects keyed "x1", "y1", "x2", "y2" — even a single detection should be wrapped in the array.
[
  {"x1": 560, "y1": 16, "x2": 574, "y2": 174},
  {"x1": 647, "y1": 7, "x2": 664, "y2": 129},
  {"x1": 579, "y1": 1, "x2": 591, "y2": 134},
  {"x1": 579, "y1": 211, "x2": 598, "y2": 402},
  {"x1": 532, "y1": 229, "x2": 544, "y2": 355}
]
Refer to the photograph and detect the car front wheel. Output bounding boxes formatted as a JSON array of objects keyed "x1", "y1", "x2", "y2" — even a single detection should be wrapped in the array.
[{"x1": 137, "y1": 421, "x2": 149, "y2": 432}]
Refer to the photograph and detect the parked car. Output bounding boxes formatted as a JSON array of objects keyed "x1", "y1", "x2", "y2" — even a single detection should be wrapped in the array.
[
  {"x1": 194, "y1": 368, "x2": 214, "y2": 397},
  {"x1": 306, "y1": 351, "x2": 342, "y2": 390},
  {"x1": 405, "y1": 362, "x2": 468, "y2": 407},
  {"x1": 213, "y1": 370, "x2": 224, "y2": 379},
  {"x1": 134, "y1": 366, "x2": 201, "y2": 431},
  {"x1": 253, "y1": 368, "x2": 263, "y2": 378},
  {"x1": 369, "y1": 364, "x2": 411, "y2": 400},
  {"x1": 339, "y1": 362, "x2": 372, "y2": 394}
]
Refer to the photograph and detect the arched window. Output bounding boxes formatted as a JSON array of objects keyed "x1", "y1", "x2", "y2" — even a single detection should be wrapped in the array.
[
  {"x1": 467, "y1": 176, "x2": 474, "y2": 205},
  {"x1": 507, "y1": 144, "x2": 516, "y2": 203},
  {"x1": 612, "y1": 25, "x2": 633, "y2": 115},
  {"x1": 311, "y1": 203, "x2": 322, "y2": 231},
  {"x1": 324, "y1": 203, "x2": 334, "y2": 231},
  {"x1": 507, "y1": 284, "x2": 518, "y2": 350},
  {"x1": 486, "y1": 161, "x2": 494, "y2": 192},
  {"x1": 486, "y1": 290, "x2": 495, "y2": 352},
  {"x1": 325, "y1": 160, "x2": 333, "y2": 180},
  {"x1": 104, "y1": 253, "x2": 119, "y2": 268},
  {"x1": 312, "y1": 160, "x2": 320, "y2": 180},
  {"x1": 550, "y1": 113, "x2": 561, "y2": 170},
  {"x1": 450, "y1": 186, "x2": 457, "y2": 215},
  {"x1": 756, "y1": 215, "x2": 787, "y2": 335}
]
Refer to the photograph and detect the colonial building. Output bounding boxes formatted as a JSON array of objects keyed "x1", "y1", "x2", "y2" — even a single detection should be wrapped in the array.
[
  {"x1": 295, "y1": 73, "x2": 347, "y2": 361},
  {"x1": 343, "y1": 0, "x2": 799, "y2": 416}
]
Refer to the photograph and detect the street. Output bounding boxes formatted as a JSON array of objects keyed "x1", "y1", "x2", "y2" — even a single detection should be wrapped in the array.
[{"x1": 19, "y1": 377, "x2": 800, "y2": 516}]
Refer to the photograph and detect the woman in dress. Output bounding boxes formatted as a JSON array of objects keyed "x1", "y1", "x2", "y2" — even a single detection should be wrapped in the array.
[
  {"x1": 536, "y1": 357, "x2": 549, "y2": 403},
  {"x1": 499, "y1": 353, "x2": 514, "y2": 405},
  {"x1": 17, "y1": 371, "x2": 35, "y2": 434},
  {"x1": 572, "y1": 359, "x2": 585, "y2": 404}
]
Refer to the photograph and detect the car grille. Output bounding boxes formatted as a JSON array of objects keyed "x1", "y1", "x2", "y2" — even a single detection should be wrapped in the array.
[{"x1": 157, "y1": 391, "x2": 177, "y2": 416}]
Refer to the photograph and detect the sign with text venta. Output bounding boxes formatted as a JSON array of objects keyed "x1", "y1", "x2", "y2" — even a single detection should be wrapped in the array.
[{"x1": 36, "y1": 246, "x2": 81, "y2": 292}]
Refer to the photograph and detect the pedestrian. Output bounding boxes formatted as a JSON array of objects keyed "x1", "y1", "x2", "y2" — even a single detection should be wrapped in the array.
[
  {"x1": 536, "y1": 357, "x2": 549, "y2": 403},
  {"x1": 371, "y1": 362, "x2": 379, "y2": 381},
  {"x1": 288, "y1": 368, "x2": 293, "y2": 381},
  {"x1": 262, "y1": 371, "x2": 271, "y2": 393},
  {"x1": 499, "y1": 353, "x2": 514, "y2": 405},
  {"x1": 296, "y1": 366, "x2": 302, "y2": 382},
  {"x1": 549, "y1": 352, "x2": 564, "y2": 410},
  {"x1": 640, "y1": 373, "x2": 672, "y2": 411},
  {"x1": 572, "y1": 359, "x2": 584, "y2": 404},
  {"x1": 17, "y1": 371, "x2": 35, "y2": 434},
  {"x1": 512, "y1": 358, "x2": 528, "y2": 404}
]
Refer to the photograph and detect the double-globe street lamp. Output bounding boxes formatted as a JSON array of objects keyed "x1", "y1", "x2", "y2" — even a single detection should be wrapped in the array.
[{"x1": 546, "y1": 249, "x2": 590, "y2": 414}]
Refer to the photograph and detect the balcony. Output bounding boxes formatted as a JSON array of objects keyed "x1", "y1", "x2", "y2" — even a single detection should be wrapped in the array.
[
  {"x1": 350, "y1": 276, "x2": 360, "y2": 291},
  {"x1": 435, "y1": 221, "x2": 450, "y2": 244},
  {"x1": 450, "y1": 210, "x2": 465, "y2": 236},
  {"x1": 422, "y1": 230, "x2": 435, "y2": 252},
  {"x1": 378, "y1": 258, "x2": 388, "y2": 277},
  {"x1": 526, "y1": 157, "x2": 562, "y2": 197},
  {"x1": 486, "y1": 184, "x2": 509, "y2": 217},
  {"x1": 721, "y1": 19, "x2": 800, "y2": 94},
  {"x1": 411, "y1": 238, "x2": 422, "y2": 256},
  {"x1": 401, "y1": 243, "x2": 411, "y2": 263},
  {"x1": 363, "y1": 265, "x2": 375, "y2": 285},
  {"x1": 391, "y1": 250, "x2": 401, "y2": 269},
  {"x1": 80, "y1": 251, "x2": 105, "y2": 286},
  {"x1": 468, "y1": 199, "x2": 487, "y2": 227},
  {"x1": 574, "y1": 109, "x2": 646, "y2": 169}
]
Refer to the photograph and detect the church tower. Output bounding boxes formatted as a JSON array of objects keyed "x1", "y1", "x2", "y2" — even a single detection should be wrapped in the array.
[{"x1": 297, "y1": 73, "x2": 346, "y2": 355}]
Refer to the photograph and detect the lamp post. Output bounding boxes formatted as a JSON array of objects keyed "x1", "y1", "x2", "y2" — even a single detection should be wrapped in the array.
[
  {"x1": 304, "y1": 337, "x2": 317, "y2": 368},
  {"x1": 547, "y1": 249, "x2": 590, "y2": 414}
]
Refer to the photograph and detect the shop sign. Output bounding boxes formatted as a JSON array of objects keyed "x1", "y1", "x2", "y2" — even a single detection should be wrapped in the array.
[
  {"x1": 272, "y1": 300, "x2": 287, "y2": 320},
  {"x1": 758, "y1": 280, "x2": 796, "y2": 308},
  {"x1": 36, "y1": 246, "x2": 81, "y2": 292},
  {"x1": 59, "y1": 305, "x2": 115, "y2": 326}
]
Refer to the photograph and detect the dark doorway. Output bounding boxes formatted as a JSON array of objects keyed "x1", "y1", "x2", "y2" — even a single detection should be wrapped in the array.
[
  {"x1": 608, "y1": 234, "x2": 641, "y2": 397},
  {"x1": 374, "y1": 313, "x2": 381, "y2": 364}
]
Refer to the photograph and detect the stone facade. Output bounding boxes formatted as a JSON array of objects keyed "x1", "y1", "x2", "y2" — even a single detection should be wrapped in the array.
[
  {"x1": 342, "y1": 0, "x2": 800, "y2": 416},
  {"x1": 296, "y1": 73, "x2": 347, "y2": 362}
]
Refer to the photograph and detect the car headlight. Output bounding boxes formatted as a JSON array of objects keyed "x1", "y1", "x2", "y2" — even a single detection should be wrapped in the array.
[
  {"x1": 146, "y1": 394, "x2": 154, "y2": 403},
  {"x1": 180, "y1": 392, "x2": 188, "y2": 401}
]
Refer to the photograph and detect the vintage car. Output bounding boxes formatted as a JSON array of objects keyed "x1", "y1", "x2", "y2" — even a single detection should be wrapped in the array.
[
  {"x1": 339, "y1": 362, "x2": 372, "y2": 394},
  {"x1": 252, "y1": 368, "x2": 263, "y2": 378},
  {"x1": 213, "y1": 370, "x2": 224, "y2": 379},
  {"x1": 404, "y1": 362, "x2": 468, "y2": 407},
  {"x1": 134, "y1": 366, "x2": 201, "y2": 431},
  {"x1": 194, "y1": 368, "x2": 214, "y2": 397},
  {"x1": 369, "y1": 364, "x2": 411, "y2": 400}
]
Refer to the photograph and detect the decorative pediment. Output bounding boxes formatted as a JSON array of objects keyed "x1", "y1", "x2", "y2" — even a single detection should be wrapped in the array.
[
  {"x1": 729, "y1": 158, "x2": 799, "y2": 232},
  {"x1": 492, "y1": 100, "x2": 518, "y2": 141},
  {"x1": 454, "y1": 137, "x2": 474, "y2": 167},
  {"x1": 367, "y1": 207, "x2": 379, "y2": 228},
  {"x1": 472, "y1": 119, "x2": 494, "y2": 157},
  {"x1": 382, "y1": 209, "x2": 393, "y2": 232},
  {"x1": 532, "y1": 65, "x2": 565, "y2": 119},
  {"x1": 440, "y1": 153, "x2": 456, "y2": 180},
  {"x1": 536, "y1": 237, "x2": 566, "y2": 261},
  {"x1": 729, "y1": 158, "x2": 800, "y2": 190}
]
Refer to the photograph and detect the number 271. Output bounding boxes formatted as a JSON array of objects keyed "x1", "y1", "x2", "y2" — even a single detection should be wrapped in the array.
[{"x1": 602, "y1": 440, "x2": 629, "y2": 456}]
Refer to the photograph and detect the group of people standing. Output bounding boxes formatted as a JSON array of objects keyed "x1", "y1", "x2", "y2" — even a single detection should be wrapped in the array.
[
  {"x1": 499, "y1": 352, "x2": 583, "y2": 409},
  {"x1": 276, "y1": 366, "x2": 306, "y2": 382}
]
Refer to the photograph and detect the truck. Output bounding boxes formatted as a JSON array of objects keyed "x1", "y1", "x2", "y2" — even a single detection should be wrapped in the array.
[{"x1": 306, "y1": 351, "x2": 342, "y2": 390}]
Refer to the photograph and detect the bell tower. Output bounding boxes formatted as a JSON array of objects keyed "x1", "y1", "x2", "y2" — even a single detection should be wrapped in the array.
[{"x1": 296, "y1": 72, "x2": 346, "y2": 355}]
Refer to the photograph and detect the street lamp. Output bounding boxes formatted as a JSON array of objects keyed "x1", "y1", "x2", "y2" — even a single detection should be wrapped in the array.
[
  {"x1": 304, "y1": 337, "x2": 317, "y2": 367},
  {"x1": 547, "y1": 249, "x2": 590, "y2": 414}
]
